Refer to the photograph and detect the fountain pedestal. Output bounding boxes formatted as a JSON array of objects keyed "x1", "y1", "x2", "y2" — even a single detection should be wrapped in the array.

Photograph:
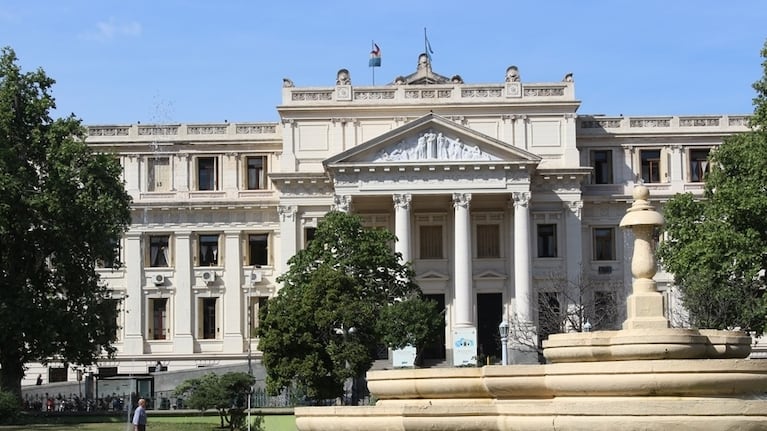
[{"x1": 295, "y1": 186, "x2": 767, "y2": 430}]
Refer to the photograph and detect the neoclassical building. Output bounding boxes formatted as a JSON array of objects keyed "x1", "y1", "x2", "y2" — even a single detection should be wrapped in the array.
[{"x1": 24, "y1": 55, "x2": 757, "y2": 385}]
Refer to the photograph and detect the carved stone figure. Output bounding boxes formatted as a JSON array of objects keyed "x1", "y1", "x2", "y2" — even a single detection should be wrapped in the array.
[
  {"x1": 505, "y1": 65, "x2": 520, "y2": 82},
  {"x1": 417, "y1": 53, "x2": 430, "y2": 70},
  {"x1": 336, "y1": 68, "x2": 351, "y2": 85}
]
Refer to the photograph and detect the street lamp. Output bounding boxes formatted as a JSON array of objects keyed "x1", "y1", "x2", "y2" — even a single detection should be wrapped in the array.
[
  {"x1": 583, "y1": 320, "x2": 592, "y2": 332},
  {"x1": 333, "y1": 324, "x2": 357, "y2": 405},
  {"x1": 498, "y1": 321, "x2": 509, "y2": 366}
]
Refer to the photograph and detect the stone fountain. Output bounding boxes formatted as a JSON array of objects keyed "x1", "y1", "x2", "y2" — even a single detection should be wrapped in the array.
[{"x1": 295, "y1": 185, "x2": 767, "y2": 430}]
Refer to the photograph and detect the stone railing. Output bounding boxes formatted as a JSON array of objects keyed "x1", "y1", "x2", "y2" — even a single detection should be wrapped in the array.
[
  {"x1": 86, "y1": 122, "x2": 280, "y2": 142},
  {"x1": 578, "y1": 115, "x2": 751, "y2": 134},
  {"x1": 282, "y1": 82, "x2": 574, "y2": 106}
]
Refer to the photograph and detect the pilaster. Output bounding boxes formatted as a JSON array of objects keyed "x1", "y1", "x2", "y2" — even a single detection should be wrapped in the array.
[
  {"x1": 173, "y1": 231, "x2": 194, "y2": 353},
  {"x1": 222, "y1": 230, "x2": 244, "y2": 352},
  {"x1": 123, "y1": 230, "x2": 144, "y2": 354},
  {"x1": 278, "y1": 205, "x2": 297, "y2": 273}
]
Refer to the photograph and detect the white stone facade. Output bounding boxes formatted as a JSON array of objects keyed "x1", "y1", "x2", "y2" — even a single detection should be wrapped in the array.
[{"x1": 23, "y1": 60, "x2": 755, "y2": 385}]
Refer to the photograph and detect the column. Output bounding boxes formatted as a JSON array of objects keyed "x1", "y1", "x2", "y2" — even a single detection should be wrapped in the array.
[
  {"x1": 452, "y1": 193, "x2": 476, "y2": 366},
  {"x1": 123, "y1": 231, "x2": 144, "y2": 354},
  {"x1": 222, "y1": 230, "x2": 244, "y2": 352},
  {"x1": 513, "y1": 192, "x2": 532, "y2": 323},
  {"x1": 453, "y1": 193, "x2": 473, "y2": 327},
  {"x1": 278, "y1": 205, "x2": 297, "y2": 274},
  {"x1": 393, "y1": 194, "x2": 412, "y2": 263},
  {"x1": 173, "y1": 231, "x2": 194, "y2": 353}
]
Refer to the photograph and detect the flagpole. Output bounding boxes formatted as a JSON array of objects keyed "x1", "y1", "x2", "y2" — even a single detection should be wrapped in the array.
[{"x1": 371, "y1": 40, "x2": 376, "y2": 85}]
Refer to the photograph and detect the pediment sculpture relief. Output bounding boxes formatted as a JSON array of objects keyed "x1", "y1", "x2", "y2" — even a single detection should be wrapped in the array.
[{"x1": 373, "y1": 131, "x2": 500, "y2": 162}]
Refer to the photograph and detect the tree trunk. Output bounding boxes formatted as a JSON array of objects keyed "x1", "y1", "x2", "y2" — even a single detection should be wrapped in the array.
[{"x1": 0, "y1": 355, "x2": 24, "y2": 400}]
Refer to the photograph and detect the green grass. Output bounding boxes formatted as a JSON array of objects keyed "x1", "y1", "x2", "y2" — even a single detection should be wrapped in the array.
[{"x1": 0, "y1": 414, "x2": 297, "y2": 431}]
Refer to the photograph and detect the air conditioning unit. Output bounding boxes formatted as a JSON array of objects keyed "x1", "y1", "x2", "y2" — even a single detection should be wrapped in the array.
[
  {"x1": 251, "y1": 270, "x2": 262, "y2": 285},
  {"x1": 153, "y1": 274, "x2": 165, "y2": 286},
  {"x1": 201, "y1": 270, "x2": 216, "y2": 284}
]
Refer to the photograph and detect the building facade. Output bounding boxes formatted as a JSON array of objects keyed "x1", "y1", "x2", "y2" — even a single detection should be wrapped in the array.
[{"x1": 23, "y1": 56, "x2": 756, "y2": 385}]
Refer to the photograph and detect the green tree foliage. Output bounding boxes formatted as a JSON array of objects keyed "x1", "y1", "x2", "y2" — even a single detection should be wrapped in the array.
[
  {"x1": 0, "y1": 47, "x2": 132, "y2": 397},
  {"x1": 258, "y1": 211, "x2": 441, "y2": 401},
  {"x1": 658, "y1": 41, "x2": 767, "y2": 333},
  {"x1": 175, "y1": 372, "x2": 255, "y2": 430}
]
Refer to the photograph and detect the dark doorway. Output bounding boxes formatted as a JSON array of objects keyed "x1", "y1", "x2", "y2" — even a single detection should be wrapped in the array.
[
  {"x1": 477, "y1": 293, "x2": 502, "y2": 363},
  {"x1": 421, "y1": 294, "x2": 446, "y2": 361}
]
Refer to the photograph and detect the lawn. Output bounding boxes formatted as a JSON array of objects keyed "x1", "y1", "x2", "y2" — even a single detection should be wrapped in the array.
[{"x1": 0, "y1": 414, "x2": 298, "y2": 431}]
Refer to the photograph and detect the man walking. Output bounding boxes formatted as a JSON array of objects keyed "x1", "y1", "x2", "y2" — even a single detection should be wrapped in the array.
[{"x1": 132, "y1": 398, "x2": 147, "y2": 431}]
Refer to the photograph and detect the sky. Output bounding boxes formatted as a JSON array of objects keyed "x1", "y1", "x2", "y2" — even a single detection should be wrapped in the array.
[{"x1": 1, "y1": 1, "x2": 766, "y2": 125}]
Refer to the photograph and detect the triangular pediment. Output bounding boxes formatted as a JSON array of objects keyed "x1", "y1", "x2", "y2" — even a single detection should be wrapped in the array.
[
  {"x1": 473, "y1": 270, "x2": 507, "y2": 281},
  {"x1": 324, "y1": 113, "x2": 541, "y2": 168},
  {"x1": 415, "y1": 270, "x2": 449, "y2": 281}
]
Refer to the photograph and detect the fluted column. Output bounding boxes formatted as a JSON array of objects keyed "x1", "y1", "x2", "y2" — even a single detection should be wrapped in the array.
[
  {"x1": 453, "y1": 193, "x2": 473, "y2": 327},
  {"x1": 512, "y1": 192, "x2": 532, "y2": 322},
  {"x1": 393, "y1": 194, "x2": 412, "y2": 264}
]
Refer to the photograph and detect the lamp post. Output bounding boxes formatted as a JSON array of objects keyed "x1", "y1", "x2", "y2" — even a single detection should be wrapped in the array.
[
  {"x1": 498, "y1": 321, "x2": 509, "y2": 366},
  {"x1": 583, "y1": 320, "x2": 592, "y2": 332},
  {"x1": 333, "y1": 324, "x2": 357, "y2": 405}
]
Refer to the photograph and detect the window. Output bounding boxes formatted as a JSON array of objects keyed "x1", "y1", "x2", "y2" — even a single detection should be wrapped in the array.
[
  {"x1": 148, "y1": 235, "x2": 170, "y2": 267},
  {"x1": 198, "y1": 234, "x2": 220, "y2": 267},
  {"x1": 49, "y1": 367, "x2": 68, "y2": 383},
  {"x1": 246, "y1": 156, "x2": 267, "y2": 190},
  {"x1": 97, "y1": 238, "x2": 121, "y2": 269},
  {"x1": 476, "y1": 224, "x2": 500, "y2": 258},
  {"x1": 591, "y1": 150, "x2": 613, "y2": 184},
  {"x1": 640, "y1": 149, "x2": 661, "y2": 183},
  {"x1": 419, "y1": 225, "x2": 443, "y2": 259},
  {"x1": 197, "y1": 157, "x2": 218, "y2": 191},
  {"x1": 248, "y1": 234, "x2": 269, "y2": 266},
  {"x1": 200, "y1": 297, "x2": 218, "y2": 339},
  {"x1": 537, "y1": 224, "x2": 558, "y2": 258},
  {"x1": 593, "y1": 291, "x2": 619, "y2": 330},
  {"x1": 593, "y1": 227, "x2": 615, "y2": 261},
  {"x1": 249, "y1": 296, "x2": 269, "y2": 337},
  {"x1": 304, "y1": 227, "x2": 316, "y2": 246},
  {"x1": 689, "y1": 148, "x2": 710, "y2": 182},
  {"x1": 538, "y1": 292, "x2": 562, "y2": 346},
  {"x1": 149, "y1": 298, "x2": 169, "y2": 340},
  {"x1": 148, "y1": 157, "x2": 171, "y2": 192}
]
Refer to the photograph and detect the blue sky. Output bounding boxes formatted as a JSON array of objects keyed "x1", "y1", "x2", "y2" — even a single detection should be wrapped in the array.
[{"x1": 1, "y1": 1, "x2": 766, "y2": 125}]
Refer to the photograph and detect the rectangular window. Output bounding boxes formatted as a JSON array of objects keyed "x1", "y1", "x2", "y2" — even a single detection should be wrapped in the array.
[
  {"x1": 200, "y1": 297, "x2": 217, "y2": 339},
  {"x1": 249, "y1": 296, "x2": 269, "y2": 337},
  {"x1": 304, "y1": 227, "x2": 316, "y2": 246},
  {"x1": 538, "y1": 292, "x2": 562, "y2": 346},
  {"x1": 640, "y1": 149, "x2": 661, "y2": 183},
  {"x1": 689, "y1": 148, "x2": 710, "y2": 182},
  {"x1": 537, "y1": 224, "x2": 558, "y2": 258},
  {"x1": 150, "y1": 298, "x2": 169, "y2": 340},
  {"x1": 197, "y1": 157, "x2": 218, "y2": 191},
  {"x1": 246, "y1": 156, "x2": 267, "y2": 190},
  {"x1": 149, "y1": 235, "x2": 170, "y2": 267},
  {"x1": 97, "y1": 238, "x2": 121, "y2": 269},
  {"x1": 593, "y1": 291, "x2": 619, "y2": 330},
  {"x1": 593, "y1": 227, "x2": 615, "y2": 261},
  {"x1": 148, "y1": 157, "x2": 171, "y2": 192},
  {"x1": 419, "y1": 225, "x2": 443, "y2": 259},
  {"x1": 476, "y1": 224, "x2": 500, "y2": 258},
  {"x1": 49, "y1": 367, "x2": 68, "y2": 383},
  {"x1": 198, "y1": 234, "x2": 219, "y2": 267},
  {"x1": 591, "y1": 150, "x2": 613, "y2": 184},
  {"x1": 248, "y1": 234, "x2": 269, "y2": 266}
]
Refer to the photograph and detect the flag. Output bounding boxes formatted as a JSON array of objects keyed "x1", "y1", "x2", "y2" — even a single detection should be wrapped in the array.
[
  {"x1": 369, "y1": 42, "x2": 381, "y2": 67},
  {"x1": 424, "y1": 28, "x2": 434, "y2": 61}
]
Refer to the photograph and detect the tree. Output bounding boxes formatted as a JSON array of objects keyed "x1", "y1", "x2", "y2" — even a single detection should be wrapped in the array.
[
  {"x1": 175, "y1": 372, "x2": 256, "y2": 430},
  {"x1": 657, "y1": 41, "x2": 767, "y2": 334},
  {"x1": 258, "y1": 211, "x2": 441, "y2": 402},
  {"x1": 0, "y1": 47, "x2": 132, "y2": 397}
]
